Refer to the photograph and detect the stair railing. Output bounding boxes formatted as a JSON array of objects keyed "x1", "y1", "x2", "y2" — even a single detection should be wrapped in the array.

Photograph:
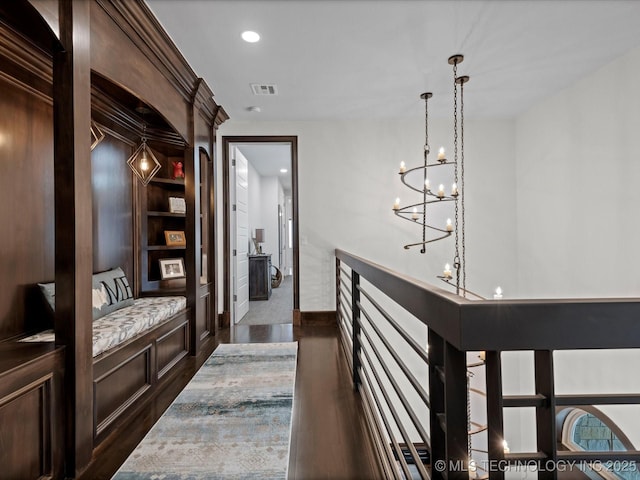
[{"x1": 336, "y1": 249, "x2": 640, "y2": 480}]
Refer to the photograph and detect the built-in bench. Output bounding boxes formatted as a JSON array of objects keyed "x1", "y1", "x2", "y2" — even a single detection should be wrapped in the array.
[
  {"x1": 22, "y1": 269, "x2": 191, "y2": 444},
  {"x1": 23, "y1": 296, "x2": 190, "y2": 443}
]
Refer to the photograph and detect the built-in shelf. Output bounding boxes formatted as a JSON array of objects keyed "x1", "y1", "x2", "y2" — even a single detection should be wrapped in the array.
[
  {"x1": 147, "y1": 245, "x2": 186, "y2": 251},
  {"x1": 140, "y1": 156, "x2": 188, "y2": 295},
  {"x1": 147, "y1": 211, "x2": 186, "y2": 218},
  {"x1": 149, "y1": 177, "x2": 184, "y2": 186}
]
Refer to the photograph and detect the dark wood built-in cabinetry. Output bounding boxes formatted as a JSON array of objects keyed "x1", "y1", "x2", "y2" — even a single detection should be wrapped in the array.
[
  {"x1": 0, "y1": 1, "x2": 227, "y2": 477},
  {"x1": 0, "y1": 343, "x2": 65, "y2": 480},
  {"x1": 249, "y1": 254, "x2": 272, "y2": 301}
]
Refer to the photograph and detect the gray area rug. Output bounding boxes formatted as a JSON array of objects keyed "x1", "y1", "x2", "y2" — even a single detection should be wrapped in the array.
[
  {"x1": 239, "y1": 275, "x2": 293, "y2": 325},
  {"x1": 112, "y1": 342, "x2": 298, "y2": 479}
]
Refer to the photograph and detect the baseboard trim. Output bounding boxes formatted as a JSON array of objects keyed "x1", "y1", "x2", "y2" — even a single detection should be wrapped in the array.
[
  {"x1": 300, "y1": 310, "x2": 337, "y2": 326},
  {"x1": 219, "y1": 311, "x2": 230, "y2": 329}
]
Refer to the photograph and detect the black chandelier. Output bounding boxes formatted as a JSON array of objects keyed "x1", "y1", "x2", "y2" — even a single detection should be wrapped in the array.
[{"x1": 393, "y1": 54, "x2": 471, "y2": 297}]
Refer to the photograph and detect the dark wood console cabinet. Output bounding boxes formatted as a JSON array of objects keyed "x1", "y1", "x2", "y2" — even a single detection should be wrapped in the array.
[{"x1": 249, "y1": 254, "x2": 272, "y2": 301}]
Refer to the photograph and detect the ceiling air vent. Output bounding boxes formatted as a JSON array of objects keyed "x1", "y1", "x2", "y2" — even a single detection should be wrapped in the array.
[{"x1": 251, "y1": 84, "x2": 278, "y2": 96}]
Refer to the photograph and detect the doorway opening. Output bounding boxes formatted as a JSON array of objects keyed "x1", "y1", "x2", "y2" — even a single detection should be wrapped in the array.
[{"x1": 222, "y1": 136, "x2": 299, "y2": 326}]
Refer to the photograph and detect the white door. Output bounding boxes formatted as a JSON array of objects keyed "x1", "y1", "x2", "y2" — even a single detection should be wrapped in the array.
[{"x1": 233, "y1": 147, "x2": 250, "y2": 322}]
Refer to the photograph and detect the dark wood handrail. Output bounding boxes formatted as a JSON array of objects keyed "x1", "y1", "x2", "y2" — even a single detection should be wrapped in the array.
[{"x1": 336, "y1": 249, "x2": 640, "y2": 351}]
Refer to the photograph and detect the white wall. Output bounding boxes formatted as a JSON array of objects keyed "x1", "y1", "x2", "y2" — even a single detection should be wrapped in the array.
[
  {"x1": 218, "y1": 118, "x2": 517, "y2": 311},
  {"x1": 512, "y1": 44, "x2": 640, "y2": 450},
  {"x1": 260, "y1": 176, "x2": 281, "y2": 261},
  {"x1": 516, "y1": 47, "x2": 640, "y2": 300},
  {"x1": 247, "y1": 159, "x2": 262, "y2": 254}
]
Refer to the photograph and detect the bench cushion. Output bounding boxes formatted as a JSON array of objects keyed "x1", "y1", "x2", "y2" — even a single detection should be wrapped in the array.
[{"x1": 21, "y1": 296, "x2": 187, "y2": 358}]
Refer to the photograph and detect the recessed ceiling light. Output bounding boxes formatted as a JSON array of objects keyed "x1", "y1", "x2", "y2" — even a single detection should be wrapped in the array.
[
  {"x1": 241, "y1": 31, "x2": 260, "y2": 43},
  {"x1": 280, "y1": 168, "x2": 288, "y2": 173}
]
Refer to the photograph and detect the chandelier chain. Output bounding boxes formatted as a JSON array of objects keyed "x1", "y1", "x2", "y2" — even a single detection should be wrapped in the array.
[
  {"x1": 422, "y1": 95, "x2": 429, "y2": 253},
  {"x1": 460, "y1": 78, "x2": 466, "y2": 297},
  {"x1": 453, "y1": 59, "x2": 460, "y2": 295}
]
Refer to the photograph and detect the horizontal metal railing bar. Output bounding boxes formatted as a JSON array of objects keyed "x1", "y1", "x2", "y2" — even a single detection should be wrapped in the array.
[
  {"x1": 358, "y1": 321, "x2": 431, "y2": 448},
  {"x1": 358, "y1": 285, "x2": 430, "y2": 365},
  {"x1": 339, "y1": 308, "x2": 352, "y2": 333},
  {"x1": 555, "y1": 393, "x2": 640, "y2": 406},
  {"x1": 338, "y1": 313, "x2": 353, "y2": 339},
  {"x1": 340, "y1": 277, "x2": 352, "y2": 297},
  {"x1": 360, "y1": 360, "x2": 415, "y2": 480},
  {"x1": 359, "y1": 376, "x2": 404, "y2": 480},
  {"x1": 340, "y1": 320, "x2": 353, "y2": 347},
  {"x1": 359, "y1": 302, "x2": 431, "y2": 409},
  {"x1": 501, "y1": 393, "x2": 640, "y2": 409},
  {"x1": 502, "y1": 394, "x2": 548, "y2": 408},
  {"x1": 339, "y1": 295, "x2": 352, "y2": 320},
  {"x1": 340, "y1": 342, "x2": 353, "y2": 372},
  {"x1": 338, "y1": 326, "x2": 353, "y2": 371},
  {"x1": 359, "y1": 350, "x2": 431, "y2": 480},
  {"x1": 339, "y1": 267, "x2": 352, "y2": 282},
  {"x1": 504, "y1": 452, "x2": 548, "y2": 463},
  {"x1": 340, "y1": 318, "x2": 353, "y2": 340},
  {"x1": 336, "y1": 249, "x2": 640, "y2": 351},
  {"x1": 339, "y1": 304, "x2": 352, "y2": 326}
]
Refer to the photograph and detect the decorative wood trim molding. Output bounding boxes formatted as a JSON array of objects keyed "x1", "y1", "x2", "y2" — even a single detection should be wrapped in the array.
[
  {"x1": 192, "y1": 78, "x2": 214, "y2": 125},
  {"x1": 0, "y1": 21, "x2": 52, "y2": 101},
  {"x1": 300, "y1": 311, "x2": 337, "y2": 326},
  {"x1": 91, "y1": 84, "x2": 186, "y2": 148},
  {"x1": 0, "y1": 1, "x2": 61, "y2": 55},
  {"x1": 293, "y1": 309, "x2": 301, "y2": 326},
  {"x1": 95, "y1": 0, "x2": 208, "y2": 105},
  {"x1": 215, "y1": 106, "x2": 230, "y2": 127}
]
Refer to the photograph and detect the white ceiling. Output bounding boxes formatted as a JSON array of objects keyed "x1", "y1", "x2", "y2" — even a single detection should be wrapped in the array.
[
  {"x1": 235, "y1": 143, "x2": 292, "y2": 194},
  {"x1": 146, "y1": 0, "x2": 640, "y2": 121}
]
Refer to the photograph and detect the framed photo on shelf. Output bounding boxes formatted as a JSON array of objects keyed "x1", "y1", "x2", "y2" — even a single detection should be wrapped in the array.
[
  {"x1": 169, "y1": 196, "x2": 186, "y2": 214},
  {"x1": 164, "y1": 230, "x2": 186, "y2": 247},
  {"x1": 159, "y1": 257, "x2": 185, "y2": 280}
]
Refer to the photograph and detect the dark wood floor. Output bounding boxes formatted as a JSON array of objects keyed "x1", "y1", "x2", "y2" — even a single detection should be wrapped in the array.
[{"x1": 79, "y1": 323, "x2": 381, "y2": 479}]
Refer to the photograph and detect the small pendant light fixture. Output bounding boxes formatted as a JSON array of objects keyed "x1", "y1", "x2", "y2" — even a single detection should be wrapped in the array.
[{"x1": 127, "y1": 121, "x2": 161, "y2": 186}]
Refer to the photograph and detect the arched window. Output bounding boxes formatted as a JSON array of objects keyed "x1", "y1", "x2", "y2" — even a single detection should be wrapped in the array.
[{"x1": 559, "y1": 407, "x2": 639, "y2": 480}]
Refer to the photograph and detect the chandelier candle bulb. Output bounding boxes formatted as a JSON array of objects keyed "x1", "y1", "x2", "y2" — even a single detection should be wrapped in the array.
[
  {"x1": 425, "y1": 178, "x2": 430, "y2": 191},
  {"x1": 412, "y1": 207, "x2": 419, "y2": 220},
  {"x1": 446, "y1": 218, "x2": 453, "y2": 232},
  {"x1": 437, "y1": 146, "x2": 446, "y2": 162},
  {"x1": 444, "y1": 263, "x2": 452, "y2": 279},
  {"x1": 503, "y1": 440, "x2": 510, "y2": 454},
  {"x1": 479, "y1": 351, "x2": 486, "y2": 361},
  {"x1": 494, "y1": 286, "x2": 503, "y2": 300},
  {"x1": 393, "y1": 197, "x2": 400, "y2": 210},
  {"x1": 437, "y1": 184, "x2": 445, "y2": 198},
  {"x1": 451, "y1": 183, "x2": 458, "y2": 197},
  {"x1": 399, "y1": 161, "x2": 406, "y2": 173}
]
